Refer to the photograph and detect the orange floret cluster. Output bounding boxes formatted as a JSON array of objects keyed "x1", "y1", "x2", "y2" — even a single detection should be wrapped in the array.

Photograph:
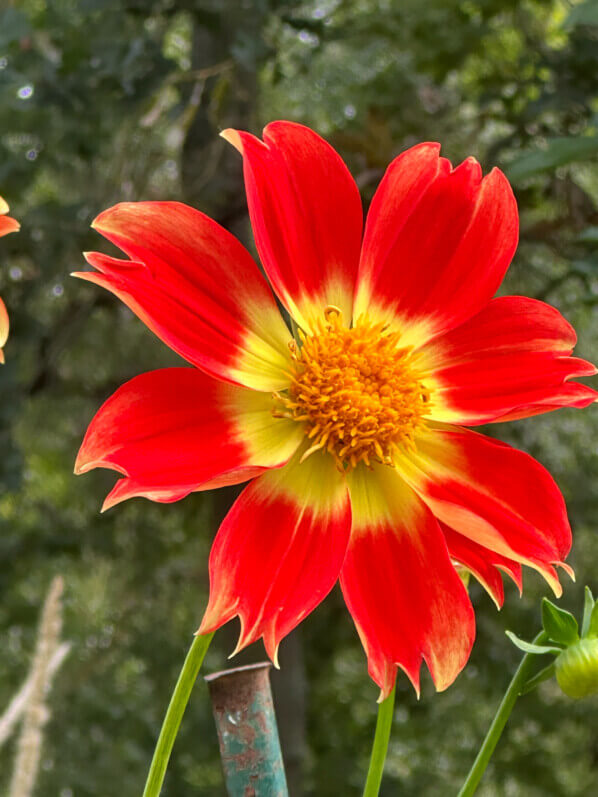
[{"x1": 275, "y1": 307, "x2": 431, "y2": 470}]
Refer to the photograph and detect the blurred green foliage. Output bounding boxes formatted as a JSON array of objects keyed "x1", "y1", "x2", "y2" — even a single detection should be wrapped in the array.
[{"x1": 1, "y1": 0, "x2": 598, "y2": 795}]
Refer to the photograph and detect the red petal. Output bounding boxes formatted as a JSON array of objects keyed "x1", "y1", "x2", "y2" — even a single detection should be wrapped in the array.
[
  {"x1": 0, "y1": 296, "x2": 8, "y2": 362},
  {"x1": 441, "y1": 522, "x2": 522, "y2": 609},
  {"x1": 355, "y1": 144, "x2": 518, "y2": 346},
  {"x1": 402, "y1": 426, "x2": 572, "y2": 595},
  {"x1": 75, "y1": 202, "x2": 292, "y2": 391},
  {"x1": 75, "y1": 368, "x2": 304, "y2": 511},
  {"x1": 341, "y1": 466, "x2": 475, "y2": 699},
  {"x1": 223, "y1": 121, "x2": 363, "y2": 332},
  {"x1": 423, "y1": 296, "x2": 597, "y2": 424},
  {"x1": 199, "y1": 451, "x2": 351, "y2": 663}
]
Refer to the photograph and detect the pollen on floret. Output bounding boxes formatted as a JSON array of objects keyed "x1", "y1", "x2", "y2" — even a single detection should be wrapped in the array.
[{"x1": 273, "y1": 306, "x2": 431, "y2": 470}]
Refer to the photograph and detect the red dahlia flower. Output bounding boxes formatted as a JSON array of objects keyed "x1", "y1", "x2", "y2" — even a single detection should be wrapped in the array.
[
  {"x1": 0, "y1": 196, "x2": 20, "y2": 364},
  {"x1": 75, "y1": 122, "x2": 597, "y2": 698}
]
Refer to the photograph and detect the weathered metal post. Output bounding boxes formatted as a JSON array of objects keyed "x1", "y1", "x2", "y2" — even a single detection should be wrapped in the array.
[{"x1": 205, "y1": 662, "x2": 289, "y2": 796}]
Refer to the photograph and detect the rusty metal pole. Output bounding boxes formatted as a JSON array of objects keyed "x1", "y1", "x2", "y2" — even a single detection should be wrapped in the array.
[{"x1": 205, "y1": 662, "x2": 289, "y2": 796}]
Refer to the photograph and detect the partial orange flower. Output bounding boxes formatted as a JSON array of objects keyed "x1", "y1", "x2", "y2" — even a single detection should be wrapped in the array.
[
  {"x1": 75, "y1": 122, "x2": 597, "y2": 698},
  {"x1": 0, "y1": 196, "x2": 20, "y2": 363}
]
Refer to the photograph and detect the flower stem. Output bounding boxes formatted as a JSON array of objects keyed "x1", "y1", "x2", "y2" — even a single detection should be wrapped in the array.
[
  {"x1": 457, "y1": 630, "x2": 548, "y2": 797},
  {"x1": 143, "y1": 632, "x2": 214, "y2": 797},
  {"x1": 362, "y1": 684, "x2": 396, "y2": 797}
]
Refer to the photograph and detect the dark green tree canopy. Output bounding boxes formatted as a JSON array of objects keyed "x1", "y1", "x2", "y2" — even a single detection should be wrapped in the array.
[{"x1": 1, "y1": 1, "x2": 598, "y2": 794}]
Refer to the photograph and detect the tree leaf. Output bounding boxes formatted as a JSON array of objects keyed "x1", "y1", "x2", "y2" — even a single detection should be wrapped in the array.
[
  {"x1": 577, "y1": 227, "x2": 598, "y2": 244},
  {"x1": 505, "y1": 137, "x2": 598, "y2": 182},
  {"x1": 565, "y1": 0, "x2": 598, "y2": 28},
  {"x1": 0, "y1": 8, "x2": 31, "y2": 49},
  {"x1": 542, "y1": 598, "x2": 579, "y2": 646}
]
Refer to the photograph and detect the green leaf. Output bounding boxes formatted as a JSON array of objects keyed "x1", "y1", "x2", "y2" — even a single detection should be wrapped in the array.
[
  {"x1": 505, "y1": 137, "x2": 598, "y2": 182},
  {"x1": 582, "y1": 586, "x2": 595, "y2": 637},
  {"x1": 542, "y1": 598, "x2": 579, "y2": 646},
  {"x1": 587, "y1": 602, "x2": 598, "y2": 639},
  {"x1": 520, "y1": 662, "x2": 557, "y2": 695},
  {"x1": 506, "y1": 631, "x2": 563, "y2": 656},
  {"x1": 565, "y1": 0, "x2": 598, "y2": 28}
]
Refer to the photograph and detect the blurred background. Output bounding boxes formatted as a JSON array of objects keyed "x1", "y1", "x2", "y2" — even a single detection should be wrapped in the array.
[{"x1": 1, "y1": 0, "x2": 598, "y2": 794}]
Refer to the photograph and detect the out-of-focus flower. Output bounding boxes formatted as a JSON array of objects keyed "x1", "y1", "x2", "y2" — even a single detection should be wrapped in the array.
[
  {"x1": 0, "y1": 196, "x2": 20, "y2": 363},
  {"x1": 0, "y1": 298, "x2": 8, "y2": 364},
  {"x1": 75, "y1": 122, "x2": 596, "y2": 699}
]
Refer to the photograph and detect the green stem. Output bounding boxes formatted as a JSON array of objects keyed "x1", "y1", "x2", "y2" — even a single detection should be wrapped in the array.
[
  {"x1": 457, "y1": 630, "x2": 548, "y2": 797},
  {"x1": 362, "y1": 684, "x2": 396, "y2": 797},
  {"x1": 143, "y1": 632, "x2": 214, "y2": 797}
]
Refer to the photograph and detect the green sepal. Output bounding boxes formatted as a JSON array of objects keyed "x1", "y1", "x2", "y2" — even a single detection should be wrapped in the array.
[
  {"x1": 520, "y1": 662, "x2": 557, "y2": 695},
  {"x1": 290, "y1": 317, "x2": 303, "y2": 347},
  {"x1": 582, "y1": 586, "x2": 596, "y2": 637},
  {"x1": 587, "y1": 602, "x2": 598, "y2": 640},
  {"x1": 505, "y1": 630, "x2": 563, "y2": 656},
  {"x1": 541, "y1": 598, "x2": 579, "y2": 646}
]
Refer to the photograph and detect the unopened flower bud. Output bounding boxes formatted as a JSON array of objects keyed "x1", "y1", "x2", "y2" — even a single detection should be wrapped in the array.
[{"x1": 555, "y1": 638, "x2": 598, "y2": 699}]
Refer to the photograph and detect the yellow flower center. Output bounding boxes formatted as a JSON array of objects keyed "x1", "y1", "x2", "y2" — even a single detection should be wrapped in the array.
[{"x1": 275, "y1": 307, "x2": 431, "y2": 470}]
